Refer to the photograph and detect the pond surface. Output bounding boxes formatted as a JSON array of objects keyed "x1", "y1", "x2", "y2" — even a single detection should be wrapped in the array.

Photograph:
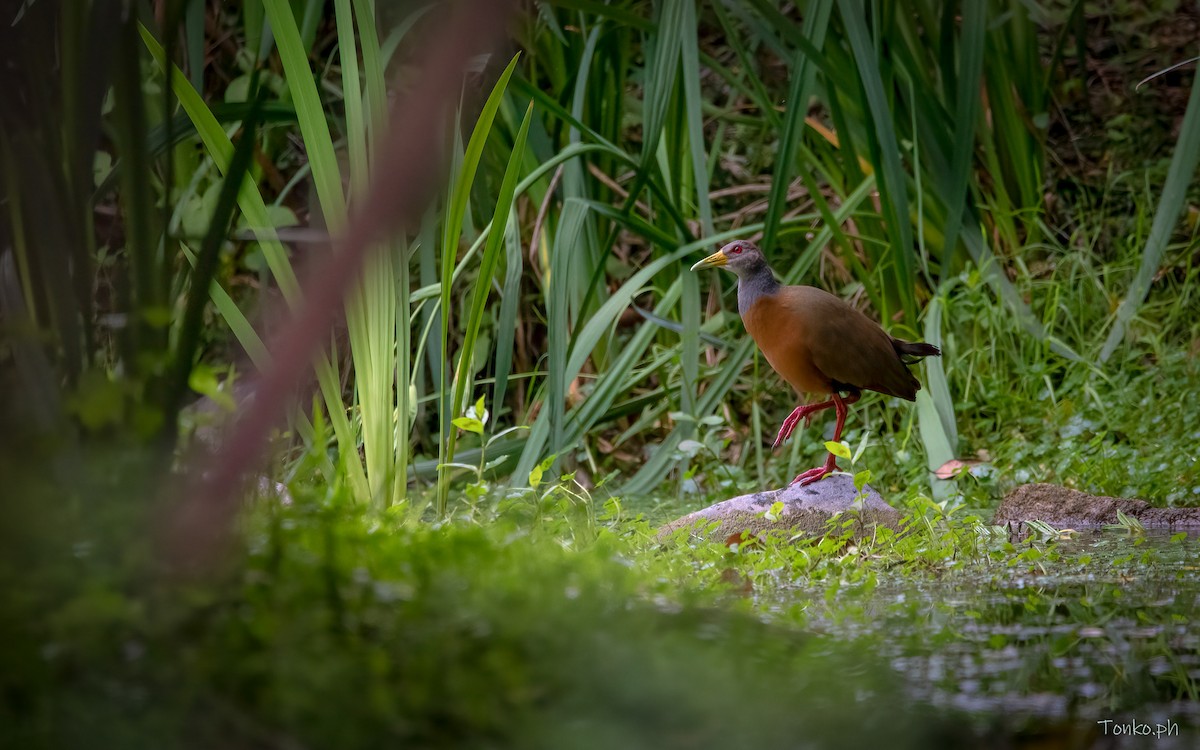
[{"x1": 774, "y1": 529, "x2": 1200, "y2": 746}]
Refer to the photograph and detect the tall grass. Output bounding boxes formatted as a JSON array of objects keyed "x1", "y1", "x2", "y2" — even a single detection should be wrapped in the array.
[
  {"x1": 10, "y1": 1, "x2": 1196, "y2": 515},
  {"x1": 506, "y1": 1, "x2": 1072, "y2": 492},
  {"x1": 136, "y1": 1, "x2": 1105, "y2": 500}
]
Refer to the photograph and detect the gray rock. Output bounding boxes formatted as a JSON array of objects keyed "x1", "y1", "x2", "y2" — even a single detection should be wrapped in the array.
[
  {"x1": 657, "y1": 473, "x2": 901, "y2": 544},
  {"x1": 994, "y1": 483, "x2": 1200, "y2": 528}
]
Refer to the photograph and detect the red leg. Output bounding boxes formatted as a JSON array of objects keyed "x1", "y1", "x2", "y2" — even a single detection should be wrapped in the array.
[
  {"x1": 829, "y1": 391, "x2": 849, "y2": 441},
  {"x1": 789, "y1": 392, "x2": 860, "y2": 486},
  {"x1": 774, "y1": 392, "x2": 861, "y2": 449},
  {"x1": 772, "y1": 399, "x2": 835, "y2": 449}
]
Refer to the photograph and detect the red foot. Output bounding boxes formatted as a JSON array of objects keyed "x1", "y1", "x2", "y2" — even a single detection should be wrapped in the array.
[
  {"x1": 791, "y1": 454, "x2": 840, "y2": 486},
  {"x1": 772, "y1": 400, "x2": 835, "y2": 449}
]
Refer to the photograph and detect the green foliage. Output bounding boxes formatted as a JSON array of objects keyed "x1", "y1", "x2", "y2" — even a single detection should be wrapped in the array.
[{"x1": 1, "y1": 442, "x2": 972, "y2": 748}]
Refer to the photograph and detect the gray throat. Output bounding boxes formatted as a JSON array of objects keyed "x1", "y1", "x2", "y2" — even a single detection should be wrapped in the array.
[{"x1": 736, "y1": 265, "x2": 780, "y2": 316}]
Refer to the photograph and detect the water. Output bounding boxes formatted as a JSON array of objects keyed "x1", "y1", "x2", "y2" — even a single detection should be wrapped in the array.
[{"x1": 775, "y1": 530, "x2": 1200, "y2": 745}]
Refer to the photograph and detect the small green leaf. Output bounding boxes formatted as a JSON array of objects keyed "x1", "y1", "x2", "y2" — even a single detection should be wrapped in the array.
[
  {"x1": 188, "y1": 364, "x2": 236, "y2": 412},
  {"x1": 825, "y1": 440, "x2": 852, "y2": 460},
  {"x1": 764, "y1": 501, "x2": 785, "y2": 522},
  {"x1": 852, "y1": 432, "x2": 871, "y2": 464},
  {"x1": 452, "y1": 417, "x2": 484, "y2": 435},
  {"x1": 465, "y1": 396, "x2": 488, "y2": 427},
  {"x1": 529, "y1": 454, "x2": 557, "y2": 489},
  {"x1": 853, "y1": 469, "x2": 872, "y2": 492}
]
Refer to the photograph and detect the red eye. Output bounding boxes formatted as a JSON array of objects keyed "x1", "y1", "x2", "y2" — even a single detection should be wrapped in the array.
[{"x1": 732, "y1": 245, "x2": 743, "y2": 254}]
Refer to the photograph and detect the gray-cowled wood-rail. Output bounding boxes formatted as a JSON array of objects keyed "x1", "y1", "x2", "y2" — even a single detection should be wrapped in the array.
[{"x1": 691, "y1": 240, "x2": 941, "y2": 485}]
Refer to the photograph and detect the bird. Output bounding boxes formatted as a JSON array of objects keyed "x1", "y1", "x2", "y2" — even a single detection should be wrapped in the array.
[{"x1": 691, "y1": 240, "x2": 941, "y2": 486}]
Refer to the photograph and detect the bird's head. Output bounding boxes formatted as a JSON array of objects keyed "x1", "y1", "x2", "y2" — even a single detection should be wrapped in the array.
[{"x1": 689, "y1": 240, "x2": 767, "y2": 277}]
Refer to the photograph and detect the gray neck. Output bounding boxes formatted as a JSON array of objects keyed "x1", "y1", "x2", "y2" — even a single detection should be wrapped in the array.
[{"x1": 736, "y1": 263, "x2": 780, "y2": 316}]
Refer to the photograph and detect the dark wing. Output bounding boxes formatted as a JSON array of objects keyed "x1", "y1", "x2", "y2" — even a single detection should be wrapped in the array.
[{"x1": 783, "y1": 286, "x2": 923, "y2": 401}]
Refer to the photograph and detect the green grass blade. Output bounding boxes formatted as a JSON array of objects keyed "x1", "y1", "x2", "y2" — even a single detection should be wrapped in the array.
[
  {"x1": 514, "y1": 283, "x2": 685, "y2": 485},
  {"x1": 440, "y1": 54, "x2": 522, "y2": 295},
  {"x1": 679, "y1": 0, "x2": 711, "y2": 444},
  {"x1": 491, "y1": 206, "x2": 523, "y2": 422},
  {"x1": 640, "y1": 1, "x2": 683, "y2": 176},
  {"x1": 263, "y1": 0, "x2": 347, "y2": 229},
  {"x1": 351, "y1": 0, "x2": 388, "y2": 150},
  {"x1": 606, "y1": 0, "x2": 695, "y2": 242},
  {"x1": 268, "y1": 0, "x2": 396, "y2": 500},
  {"x1": 444, "y1": 101, "x2": 534, "y2": 507},
  {"x1": 709, "y1": 4, "x2": 782, "y2": 131},
  {"x1": 112, "y1": 15, "x2": 159, "y2": 378},
  {"x1": 97, "y1": 102, "x2": 298, "y2": 198},
  {"x1": 184, "y1": 0, "x2": 205, "y2": 91},
  {"x1": 1100, "y1": 71, "x2": 1200, "y2": 362},
  {"x1": 546, "y1": 198, "x2": 590, "y2": 464},
  {"x1": 916, "y1": 280, "x2": 957, "y2": 500},
  {"x1": 178, "y1": 244, "x2": 269, "y2": 368},
  {"x1": 761, "y1": 0, "x2": 832, "y2": 255},
  {"x1": 837, "y1": 0, "x2": 916, "y2": 321},
  {"x1": 936, "y1": 0, "x2": 986, "y2": 269},
  {"x1": 164, "y1": 89, "x2": 265, "y2": 439},
  {"x1": 435, "y1": 53, "x2": 521, "y2": 514}
]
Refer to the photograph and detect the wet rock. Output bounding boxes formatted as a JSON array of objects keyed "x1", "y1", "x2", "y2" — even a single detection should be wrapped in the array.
[
  {"x1": 994, "y1": 483, "x2": 1200, "y2": 528},
  {"x1": 657, "y1": 473, "x2": 901, "y2": 544}
]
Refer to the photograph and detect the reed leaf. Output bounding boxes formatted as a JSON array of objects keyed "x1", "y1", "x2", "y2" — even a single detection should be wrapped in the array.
[{"x1": 442, "y1": 101, "x2": 534, "y2": 517}]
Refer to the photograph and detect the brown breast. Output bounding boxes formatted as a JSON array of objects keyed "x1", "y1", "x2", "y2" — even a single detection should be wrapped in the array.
[{"x1": 742, "y1": 292, "x2": 832, "y2": 396}]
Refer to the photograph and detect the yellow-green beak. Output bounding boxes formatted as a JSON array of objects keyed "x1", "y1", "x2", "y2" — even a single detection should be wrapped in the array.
[{"x1": 690, "y1": 250, "x2": 728, "y2": 271}]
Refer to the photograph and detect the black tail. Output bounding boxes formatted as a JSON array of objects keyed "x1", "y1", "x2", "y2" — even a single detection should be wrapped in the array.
[{"x1": 893, "y1": 340, "x2": 941, "y2": 365}]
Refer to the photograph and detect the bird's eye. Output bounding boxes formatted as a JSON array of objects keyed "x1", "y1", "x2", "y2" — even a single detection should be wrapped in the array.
[{"x1": 732, "y1": 245, "x2": 743, "y2": 254}]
